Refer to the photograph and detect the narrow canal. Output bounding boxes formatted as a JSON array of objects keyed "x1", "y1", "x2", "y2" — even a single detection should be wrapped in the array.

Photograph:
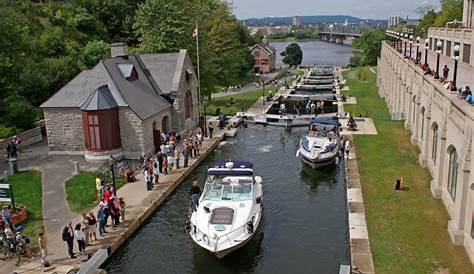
[{"x1": 105, "y1": 125, "x2": 349, "y2": 274}]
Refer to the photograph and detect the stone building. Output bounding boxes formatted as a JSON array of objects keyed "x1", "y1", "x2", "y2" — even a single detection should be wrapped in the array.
[
  {"x1": 40, "y1": 43, "x2": 198, "y2": 162},
  {"x1": 377, "y1": 41, "x2": 474, "y2": 263},
  {"x1": 250, "y1": 42, "x2": 276, "y2": 74}
]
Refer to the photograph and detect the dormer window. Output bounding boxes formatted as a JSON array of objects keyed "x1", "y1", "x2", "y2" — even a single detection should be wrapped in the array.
[
  {"x1": 118, "y1": 64, "x2": 138, "y2": 81},
  {"x1": 185, "y1": 69, "x2": 193, "y2": 82}
]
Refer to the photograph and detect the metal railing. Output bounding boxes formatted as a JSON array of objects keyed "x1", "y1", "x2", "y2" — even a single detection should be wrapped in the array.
[{"x1": 191, "y1": 222, "x2": 250, "y2": 252}]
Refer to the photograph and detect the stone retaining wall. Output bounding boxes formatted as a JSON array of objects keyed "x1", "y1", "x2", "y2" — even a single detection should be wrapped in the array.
[{"x1": 0, "y1": 126, "x2": 43, "y2": 149}]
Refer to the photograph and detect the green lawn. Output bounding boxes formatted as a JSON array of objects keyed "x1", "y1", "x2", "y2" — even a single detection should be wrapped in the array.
[
  {"x1": 344, "y1": 67, "x2": 473, "y2": 274},
  {"x1": 6, "y1": 170, "x2": 43, "y2": 247},
  {"x1": 206, "y1": 87, "x2": 277, "y2": 116},
  {"x1": 65, "y1": 171, "x2": 126, "y2": 213}
]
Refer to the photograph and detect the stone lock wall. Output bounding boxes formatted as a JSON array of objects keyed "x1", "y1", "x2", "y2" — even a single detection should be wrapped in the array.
[
  {"x1": 378, "y1": 42, "x2": 474, "y2": 263},
  {"x1": 43, "y1": 108, "x2": 84, "y2": 153}
]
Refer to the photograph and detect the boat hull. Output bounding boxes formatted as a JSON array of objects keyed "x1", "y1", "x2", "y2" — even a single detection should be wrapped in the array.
[{"x1": 297, "y1": 141, "x2": 341, "y2": 168}]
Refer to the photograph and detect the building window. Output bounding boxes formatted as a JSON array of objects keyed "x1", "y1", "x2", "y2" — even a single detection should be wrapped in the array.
[
  {"x1": 412, "y1": 97, "x2": 416, "y2": 124},
  {"x1": 82, "y1": 109, "x2": 121, "y2": 152},
  {"x1": 432, "y1": 124, "x2": 438, "y2": 164},
  {"x1": 429, "y1": 38, "x2": 433, "y2": 50},
  {"x1": 447, "y1": 148, "x2": 459, "y2": 201},
  {"x1": 184, "y1": 90, "x2": 192, "y2": 119},
  {"x1": 162, "y1": 116, "x2": 169, "y2": 133},
  {"x1": 439, "y1": 39, "x2": 444, "y2": 54},
  {"x1": 87, "y1": 114, "x2": 101, "y2": 150},
  {"x1": 446, "y1": 41, "x2": 451, "y2": 57},
  {"x1": 463, "y1": 44, "x2": 471, "y2": 64},
  {"x1": 420, "y1": 108, "x2": 425, "y2": 140}
]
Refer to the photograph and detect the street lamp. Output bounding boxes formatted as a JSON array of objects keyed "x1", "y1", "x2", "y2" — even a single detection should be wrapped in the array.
[
  {"x1": 424, "y1": 38, "x2": 429, "y2": 65},
  {"x1": 451, "y1": 45, "x2": 461, "y2": 91},
  {"x1": 409, "y1": 35, "x2": 413, "y2": 60},
  {"x1": 404, "y1": 33, "x2": 408, "y2": 57},
  {"x1": 415, "y1": 36, "x2": 420, "y2": 64},
  {"x1": 110, "y1": 156, "x2": 117, "y2": 196},
  {"x1": 435, "y1": 40, "x2": 443, "y2": 79}
]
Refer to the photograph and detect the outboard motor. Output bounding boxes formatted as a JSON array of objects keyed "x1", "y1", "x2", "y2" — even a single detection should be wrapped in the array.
[
  {"x1": 246, "y1": 221, "x2": 254, "y2": 234},
  {"x1": 256, "y1": 196, "x2": 262, "y2": 204}
]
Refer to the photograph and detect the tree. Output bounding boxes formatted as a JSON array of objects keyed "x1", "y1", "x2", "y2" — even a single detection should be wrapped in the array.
[
  {"x1": 1, "y1": 95, "x2": 38, "y2": 130},
  {"x1": 281, "y1": 43, "x2": 303, "y2": 67},
  {"x1": 81, "y1": 40, "x2": 108, "y2": 68},
  {"x1": 352, "y1": 30, "x2": 385, "y2": 66},
  {"x1": 134, "y1": 0, "x2": 192, "y2": 53},
  {"x1": 434, "y1": 0, "x2": 463, "y2": 27}
]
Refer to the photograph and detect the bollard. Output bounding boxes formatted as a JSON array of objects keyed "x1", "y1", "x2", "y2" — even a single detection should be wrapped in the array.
[
  {"x1": 8, "y1": 159, "x2": 18, "y2": 175},
  {"x1": 400, "y1": 177, "x2": 405, "y2": 191},
  {"x1": 71, "y1": 161, "x2": 80, "y2": 175}
]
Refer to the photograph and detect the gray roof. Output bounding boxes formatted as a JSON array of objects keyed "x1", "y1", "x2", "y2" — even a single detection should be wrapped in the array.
[
  {"x1": 80, "y1": 84, "x2": 118, "y2": 111},
  {"x1": 251, "y1": 43, "x2": 276, "y2": 55},
  {"x1": 40, "y1": 51, "x2": 191, "y2": 120},
  {"x1": 139, "y1": 53, "x2": 180, "y2": 93}
]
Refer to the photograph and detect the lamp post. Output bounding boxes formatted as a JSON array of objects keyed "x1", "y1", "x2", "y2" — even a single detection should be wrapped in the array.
[
  {"x1": 202, "y1": 96, "x2": 208, "y2": 137},
  {"x1": 404, "y1": 33, "x2": 408, "y2": 57},
  {"x1": 409, "y1": 35, "x2": 413, "y2": 60},
  {"x1": 415, "y1": 36, "x2": 420, "y2": 64},
  {"x1": 435, "y1": 40, "x2": 442, "y2": 79},
  {"x1": 451, "y1": 45, "x2": 460, "y2": 91},
  {"x1": 424, "y1": 38, "x2": 429, "y2": 65},
  {"x1": 110, "y1": 156, "x2": 117, "y2": 196},
  {"x1": 397, "y1": 32, "x2": 402, "y2": 52}
]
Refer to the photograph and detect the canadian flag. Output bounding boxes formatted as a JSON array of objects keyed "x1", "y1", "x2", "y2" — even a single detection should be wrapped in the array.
[{"x1": 192, "y1": 25, "x2": 198, "y2": 38}]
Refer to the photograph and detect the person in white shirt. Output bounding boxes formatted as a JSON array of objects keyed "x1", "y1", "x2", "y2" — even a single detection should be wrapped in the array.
[{"x1": 74, "y1": 223, "x2": 86, "y2": 255}]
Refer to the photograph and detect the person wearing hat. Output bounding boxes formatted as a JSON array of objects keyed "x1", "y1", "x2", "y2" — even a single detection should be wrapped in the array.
[{"x1": 15, "y1": 225, "x2": 32, "y2": 259}]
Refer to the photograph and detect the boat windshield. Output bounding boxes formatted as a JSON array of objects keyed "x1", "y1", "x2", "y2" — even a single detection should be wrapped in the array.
[{"x1": 202, "y1": 176, "x2": 253, "y2": 201}]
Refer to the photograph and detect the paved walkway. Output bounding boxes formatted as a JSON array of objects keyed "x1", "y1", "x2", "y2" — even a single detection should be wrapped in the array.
[{"x1": 1, "y1": 127, "x2": 228, "y2": 274}]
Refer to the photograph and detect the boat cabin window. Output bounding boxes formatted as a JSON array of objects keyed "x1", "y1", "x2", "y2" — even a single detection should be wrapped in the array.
[{"x1": 203, "y1": 176, "x2": 253, "y2": 201}]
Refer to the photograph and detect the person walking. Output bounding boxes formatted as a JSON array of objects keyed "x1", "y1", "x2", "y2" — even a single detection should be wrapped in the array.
[
  {"x1": 167, "y1": 153, "x2": 174, "y2": 172},
  {"x1": 2, "y1": 205, "x2": 14, "y2": 229},
  {"x1": 190, "y1": 181, "x2": 202, "y2": 212},
  {"x1": 38, "y1": 232, "x2": 49, "y2": 267},
  {"x1": 153, "y1": 162, "x2": 160, "y2": 186},
  {"x1": 74, "y1": 224, "x2": 86, "y2": 256},
  {"x1": 183, "y1": 145, "x2": 189, "y2": 168},
  {"x1": 144, "y1": 166, "x2": 153, "y2": 191},
  {"x1": 87, "y1": 212, "x2": 98, "y2": 241},
  {"x1": 62, "y1": 222, "x2": 75, "y2": 258},
  {"x1": 119, "y1": 198, "x2": 126, "y2": 222},
  {"x1": 80, "y1": 213, "x2": 89, "y2": 245},
  {"x1": 208, "y1": 122, "x2": 214, "y2": 139},
  {"x1": 442, "y1": 65, "x2": 449, "y2": 80},
  {"x1": 175, "y1": 148, "x2": 181, "y2": 169},
  {"x1": 97, "y1": 208, "x2": 106, "y2": 237}
]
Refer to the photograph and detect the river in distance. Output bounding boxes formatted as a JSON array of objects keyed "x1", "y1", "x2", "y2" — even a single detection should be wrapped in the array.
[
  {"x1": 105, "y1": 124, "x2": 349, "y2": 274},
  {"x1": 271, "y1": 39, "x2": 353, "y2": 66}
]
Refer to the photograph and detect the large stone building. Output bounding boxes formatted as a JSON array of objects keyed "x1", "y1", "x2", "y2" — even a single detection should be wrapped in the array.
[
  {"x1": 250, "y1": 42, "x2": 276, "y2": 74},
  {"x1": 377, "y1": 2, "x2": 474, "y2": 261},
  {"x1": 40, "y1": 43, "x2": 198, "y2": 162}
]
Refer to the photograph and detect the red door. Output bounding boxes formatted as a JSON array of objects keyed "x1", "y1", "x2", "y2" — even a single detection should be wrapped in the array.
[{"x1": 153, "y1": 122, "x2": 161, "y2": 153}]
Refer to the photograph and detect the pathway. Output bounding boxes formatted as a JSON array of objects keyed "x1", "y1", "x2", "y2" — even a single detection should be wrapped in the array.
[{"x1": 5, "y1": 127, "x2": 229, "y2": 274}]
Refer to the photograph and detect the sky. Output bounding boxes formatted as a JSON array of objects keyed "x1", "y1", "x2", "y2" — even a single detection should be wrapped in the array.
[{"x1": 230, "y1": 0, "x2": 441, "y2": 20}]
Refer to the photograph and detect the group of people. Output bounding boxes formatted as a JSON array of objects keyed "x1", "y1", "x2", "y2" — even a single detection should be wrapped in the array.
[
  {"x1": 2, "y1": 205, "x2": 36, "y2": 264},
  {"x1": 5, "y1": 135, "x2": 22, "y2": 159},
  {"x1": 142, "y1": 129, "x2": 204, "y2": 191}
]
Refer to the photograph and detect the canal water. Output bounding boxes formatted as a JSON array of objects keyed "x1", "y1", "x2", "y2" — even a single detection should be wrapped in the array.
[
  {"x1": 105, "y1": 125, "x2": 349, "y2": 274},
  {"x1": 271, "y1": 40, "x2": 353, "y2": 66}
]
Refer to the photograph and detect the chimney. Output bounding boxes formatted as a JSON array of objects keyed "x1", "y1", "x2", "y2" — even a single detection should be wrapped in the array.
[{"x1": 110, "y1": 42, "x2": 128, "y2": 58}]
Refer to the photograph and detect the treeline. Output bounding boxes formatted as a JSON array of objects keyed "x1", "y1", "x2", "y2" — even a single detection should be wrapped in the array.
[
  {"x1": 0, "y1": 0, "x2": 256, "y2": 136},
  {"x1": 350, "y1": 30, "x2": 385, "y2": 66}
]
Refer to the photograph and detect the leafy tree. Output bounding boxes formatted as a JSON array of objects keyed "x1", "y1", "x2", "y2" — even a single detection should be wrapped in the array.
[
  {"x1": 434, "y1": 0, "x2": 464, "y2": 27},
  {"x1": 81, "y1": 40, "x2": 108, "y2": 68},
  {"x1": 352, "y1": 30, "x2": 385, "y2": 66},
  {"x1": 134, "y1": 0, "x2": 192, "y2": 53},
  {"x1": 281, "y1": 43, "x2": 303, "y2": 67},
  {"x1": 1, "y1": 95, "x2": 38, "y2": 130}
]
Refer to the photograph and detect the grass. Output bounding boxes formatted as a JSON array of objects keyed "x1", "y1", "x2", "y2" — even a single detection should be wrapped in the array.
[
  {"x1": 5, "y1": 170, "x2": 43, "y2": 247},
  {"x1": 206, "y1": 87, "x2": 277, "y2": 116},
  {"x1": 0, "y1": 126, "x2": 17, "y2": 139},
  {"x1": 65, "y1": 171, "x2": 126, "y2": 213},
  {"x1": 343, "y1": 67, "x2": 473, "y2": 274}
]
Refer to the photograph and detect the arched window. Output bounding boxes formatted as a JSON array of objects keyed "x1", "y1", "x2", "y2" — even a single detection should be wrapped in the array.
[
  {"x1": 162, "y1": 116, "x2": 169, "y2": 133},
  {"x1": 420, "y1": 107, "x2": 425, "y2": 140},
  {"x1": 447, "y1": 147, "x2": 459, "y2": 201},
  {"x1": 432, "y1": 124, "x2": 438, "y2": 164},
  {"x1": 185, "y1": 90, "x2": 192, "y2": 119},
  {"x1": 412, "y1": 96, "x2": 416, "y2": 124}
]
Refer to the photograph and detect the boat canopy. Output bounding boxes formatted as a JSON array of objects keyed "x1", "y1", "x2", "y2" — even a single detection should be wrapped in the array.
[{"x1": 309, "y1": 117, "x2": 340, "y2": 127}]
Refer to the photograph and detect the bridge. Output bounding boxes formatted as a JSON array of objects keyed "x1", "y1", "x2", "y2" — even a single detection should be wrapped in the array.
[{"x1": 318, "y1": 25, "x2": 369, "y2": 44}]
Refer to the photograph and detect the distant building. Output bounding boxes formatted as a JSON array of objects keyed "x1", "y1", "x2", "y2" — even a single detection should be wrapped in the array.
[
  {"x1": 293, "y1": 16, "x2": 301, "y2": 26},
  {"x1": 250, "y1": 42, "x2": 276, "y2": 74},
  {"x1": 40, "y1": 43, "x2": 198, "y2": 162},
  {"x1": 388, "y1": 16, "x2": 403, "y2": 28}
]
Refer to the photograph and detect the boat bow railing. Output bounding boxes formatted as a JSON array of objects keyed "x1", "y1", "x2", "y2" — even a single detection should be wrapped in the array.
[{"x1": 191, "y1": 222, "x2": 250, "y2": 252}]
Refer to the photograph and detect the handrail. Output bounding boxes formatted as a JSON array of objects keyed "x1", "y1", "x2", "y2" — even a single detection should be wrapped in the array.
[{"x1": 191, "y1": 219, "x2": 252, "y2": 252}]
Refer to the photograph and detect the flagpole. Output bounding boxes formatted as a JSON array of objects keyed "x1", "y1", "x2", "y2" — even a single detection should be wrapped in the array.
[{"x1": 195, "y1": 22, "x2": 204, "y2": 136}]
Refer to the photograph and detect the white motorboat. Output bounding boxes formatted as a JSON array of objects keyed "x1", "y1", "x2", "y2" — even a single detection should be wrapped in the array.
[
  {"x1": 189, "y1": 160, "x2": 263, "y2": 258},
  {"x1": 297, "y1": 118, "x2": 341, "y2": 167}
]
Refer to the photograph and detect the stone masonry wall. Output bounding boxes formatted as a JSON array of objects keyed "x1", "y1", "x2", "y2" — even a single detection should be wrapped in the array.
[
  {"x1": 119, "y1": 108, "x2": 143, "y2": 159},
  {"x1": 43, "y1": 108, "x2": 84, "y2": 153},
  {"x1": 142, "y1": 107, "x2": 172, "y2": 156}
]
